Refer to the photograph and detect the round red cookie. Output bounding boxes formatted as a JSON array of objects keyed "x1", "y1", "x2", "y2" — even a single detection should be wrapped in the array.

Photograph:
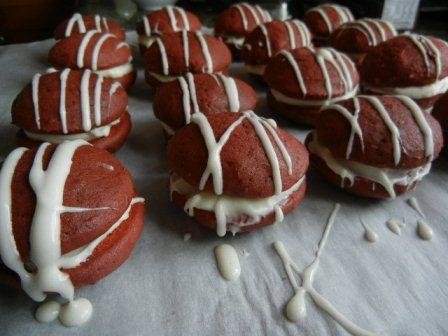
[
  {"x1": 48, "y1": 31, "x2": 136, "y2": 89},
  {"x1": 144, "y1": 31, "x2": 232, "y2": 88},
  {"x1": 329, "y1": 18, "x2": 396, "y2": 65},
  {"x1": 264, "y1": 47, "x2": 359, "y2": 126},
  {"x1": 54, "y1": 13, "x2": 126, "y2": 41},
  {"x1": 360, "y1": 34, "x2": 448, "y2": 111},
  {"x1": 0, "y1": 141, "x2": 145, "y2": 290},
  {"x1": 214, "y1": 2, "x2": 272, "y2": 58},
  {"x1": 167, "y1": 111, "x2": 309, "y2": 236},
  {"x1": 153, "y1": 73, "x2": 258, "y2": 135},
  {"x1": 11, "y1": 69, "x2": 130, "y2": 152},
  {"x1": 136, "y1": 6, "x2": 202, "y2": 54},
  {"x1": 306, "y1": 95, "x2": 443, "y2": 198},
  {"x1": 304, "y1": 4, "x2": 354, "y2": 45},
  {"x1": 241, "y1": 19, "x2": 312, "y2": 78}
]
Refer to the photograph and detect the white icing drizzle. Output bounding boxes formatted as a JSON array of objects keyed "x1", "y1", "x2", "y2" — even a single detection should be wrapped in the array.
[
  {"x1": 259, "y1": 24, "x2": 272, "y2": 57},
  {"x1": 80, "y1": 70, "x2": 92, "y2": 131},
  {"x1": 284, "y1": 21, "x2": 297, "y2": 49},
  {"x1": 404, "y1": 34, "x2": 444, "y2": 79},
  {"x1": 142, "y1": 15, "x2": 151, "y2": 36},
  {"x1": 307, "y1": 5, "x2": 353, "y2": 34},
  {"x1": 321, "y1": 97, "x2": 364, "y2": 159},
  {"x1": 242, "y1": 3, "x2": 261, "y2": 26},
  {"x1": 285, "y1": 20, "x2": 311, "y2": 49},
  {"x1": 182, "y1": 111, "x2": 294, "y2": 236},
  {"x1": 91, "y1": 33, "x2": 114, "y2": 71},
  {"x1": 361, "y1": 95, "x2": 402, "y2": 166},
  {"x1": 77, "y1": 30, "x2": 98, "y2": 68},
  {"x1": 234, "y1": 4, "x2": 249, "y2": 31},
  {"x1": 214, "y1": 244, "x2": 241, "y2": 281},
  {"x1": 407, "y1": 197, "x2": 425, "y2": 217},
  {"x1": 417, "y1": 220, "x2": 433, "y2": 240},
  {"x1": 386, "y1": 218, "x2": 403, "y2": 235},
  {"x1": 280, "y1": 50, "x2": 307, "y2": 95},
  {"x1": 166, "y1": 6, "x2": 179, "y2": 31},
  {"x1": 396, "y1": 95, "x2": 434, "y2": 160},
  {"x1": 59, "y1": 69, "x2": 70, "y2": 134},
  {"x1": 343, "y1": 19, "x2": 396, "y2": 46},
  {"x1": 93, "y1": 74, "x2": 104, "y2": 126},
  {"x1": 195, "y1": 32, "x2": 213, "y2": 73},
  {"x1": 182, "y1": 30, "x2": 190, "y2": 68},
  {"x1": 216, "y1": 74, "x2": 240, "y2": 112},
  {"x1": 274, "y1": 204, "x2": 377, "y2": 335},
  {"x1": 155, "y1": 37, "x2": 169, "y2": 75},
  {"x1": 0, "y1": 140, "x2": 145, "y2": 325},
  {"x1": 109, "y1": 82, "x2": 122, "y2": 95},
  {"x1": 32, "y1": 73, "x2": 42, "y2": 130},
  {"x1": 65, "y1": 13, "x2": 86, "y2": 37}
]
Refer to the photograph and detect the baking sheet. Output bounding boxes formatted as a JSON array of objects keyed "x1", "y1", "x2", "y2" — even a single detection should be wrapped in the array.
[{"x1": 0, "y1": 32, "x2": 448, "y2": 336}]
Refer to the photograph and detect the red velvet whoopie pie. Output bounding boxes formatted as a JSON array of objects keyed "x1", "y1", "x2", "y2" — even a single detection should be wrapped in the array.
[
  {"x1": 49, "y1": 31, "x2": 136, "y2": 89},
  {"x1": 54, "y1": 13, "x2": 126, "y2": 41},
  {"x1": 144, "y1": 30, "x2": 232, "y2": 88},
  {"x1": 306, "y1": 95, "x2": 443, "y2": 198},
  {"x1": 361, "y1": 34, "x2": 448, "y2": 111},
  {"x1": 214, "y1": 2, "x2": 272, "y2": 58},
  {"x1": 241, "y1": 19, "x2": 313, "y2": 78},
  {"x1": 264, "y1": 47, "x2": 359, "y2": 126},
  {"x1": 0, "y1": 140, "x2": 145, "y2": 293},
  {"x1": 167, "y1": 111, "x2": 309, "y2": 237},
  {"x1": 12, "y1": 69, "x2": 130, "y2": 152},
  {"x1": 304, "y1": 3, "x2": 354, "y2": 45},
  {"x1": 136, "y1": 6, "x2": 202, "y2": 54}
]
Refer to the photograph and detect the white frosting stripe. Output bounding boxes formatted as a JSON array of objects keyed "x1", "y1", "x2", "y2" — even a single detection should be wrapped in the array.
[
  {"x1": 142, "y1": 16, "x2": 151, "y2": 36},
  {"x1": 216, "y1": 74, "x2": 240, "y2": 112},
  {"x1": 186, "y1": 73, "x2": 200, "y2": 114},
  {"x1": 195, "y1": 32, "x2": 213, "y2": 73},
  {"x1": 242, "y1": 3, "x2": 261, "y2": 25},
  {"x1": 77, "y1": 30, "x2": 97, "y2": 68},
  {"x1": 91, "y1": 33, "x2": 114, "y2": 71},
  {"x1": 93, "y1": 74, "x2": 104, "y2": 126},
  {"x1": 284, "y1": 21, "x2": 297, "y2": 49},
  {"x1": 280, "y1": 50, "x2": 307, "y2": 95},
  {"x1": 178, "y1": 76, "x2": 192, "y2": 124},
  {"x1": 166, "y1": 6, "x2": 179, "y2": 31},
  {"x1": 80, "y1": 70, "x2": 92, "y2": 131},
  {"x1": 155, "y1": 37, "x2": 169, "y2": 75},
  {"x1": 259, "y1": 24, "x2": 272, "y2": 57},
  {"x1": 65, "y1": 13, "x2": 86, "y2": 37},
  {"x1": 177, "y1": 7, "x2": 190, "y2": 30},
  {"x1": 361, "y1": 95, "x2": 402, "y2": 165},
  {"x1": 234, "y1": 4, "x2": 248, "y2": 31},
  {"x1": 32, "y1": 74, "x2": 42, "y2": 130},
  {"x1": 59, "y1": 69, "x2": 70, "y2": 134},
  {"x1": 396, "y1": 95, "x2": 434, "y2": 160},
  {"x1": 405, "y1": 34, "x2": 443, "y2": 79},
  {"x1": 182, "y1": 30, "x2": 190, "y2": 68}
]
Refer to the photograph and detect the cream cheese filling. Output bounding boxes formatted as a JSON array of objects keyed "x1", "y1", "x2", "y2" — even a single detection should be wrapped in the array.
[
  {"x1": 138, "y1": 35, "x2": 157, "y2": 48},
  {"x1": 170, "y1": 174, "x2": 305, "y2": 235},
  {"x1": 223, "y1": 36, "x2": 245, "y2": 49},
  {"x1": 24, "y1": 119, "x2": 121, "y2": 143},
  {"x1": 94, "y1": 62, "x2": 133, "y2": 78},
  {"x1": 270, "y1": 87, "x2": 358, "y2": 107},
  {"x1": 308, "y1": 134, "x2": 431, "y2": 198},
  {"x1": 364, "y1": 76, "x2": 448, "y2": 100},
  {"x1": 244, "y1": 64, "x2": 266, "y2": 75},
  {"x1": 147, "y1": 71, "x2": 180, "y2": 83}
]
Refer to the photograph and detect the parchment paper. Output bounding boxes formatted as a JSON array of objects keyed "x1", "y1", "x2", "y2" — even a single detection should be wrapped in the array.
[{"x1": 0, "y1": 33, "x2": 447, "y2": 336}]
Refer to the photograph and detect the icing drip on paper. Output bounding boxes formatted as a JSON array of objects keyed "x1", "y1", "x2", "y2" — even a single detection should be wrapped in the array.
[
  {"x1": 360, "y1": 219, "x2": 378, "y2": 243},
  {"x1": 274, "y1": 204, "x2": 378, "y2": 335},
  {"x1": 214, "y1": 244, "x2": 241, "y2": 281},
  {"x1": 417, "y1": 220, "x2": 433, "y2": 240},
  {"x1": 386, "y1": 218, "x2": 404, "y2": 235},
  {"x1": 0, "y1": 140, "x2": 144, "y2": 326},
  {"x1": 407, "y1": 197, "x2": 425, "y2": 217}
]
